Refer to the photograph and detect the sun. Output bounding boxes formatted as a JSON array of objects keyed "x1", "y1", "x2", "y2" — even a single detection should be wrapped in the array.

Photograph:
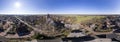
[{"x1": 14, "y1": 2, "x2": 21, "y2": 8}]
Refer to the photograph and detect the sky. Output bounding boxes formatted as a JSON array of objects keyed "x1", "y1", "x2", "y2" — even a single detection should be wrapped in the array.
[{"x1": 0, "y1": 0, "x2": 119, "y2": 15}]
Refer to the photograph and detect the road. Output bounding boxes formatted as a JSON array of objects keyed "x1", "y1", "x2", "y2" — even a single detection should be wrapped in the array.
[
  {"x1": 3, "y1": 22, "x2": 13, "y2": 36},
  {"x1": 14, "y1": 16, "x2": 44, "y2": 34},
  {"x1": 14, "y1": 16, "x2": 112, "y2": 38},
  {"x1": 15, "y1": 16, "x2": 63, "y2": 36},
  {"x1": 79, "y1": 24, "x2": 113, "y2": 38}
]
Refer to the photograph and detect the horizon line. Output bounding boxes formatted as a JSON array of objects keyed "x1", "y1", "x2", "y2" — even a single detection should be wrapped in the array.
[{"x1": 0, "y1": 13, "x2": 120, "y2": 15}]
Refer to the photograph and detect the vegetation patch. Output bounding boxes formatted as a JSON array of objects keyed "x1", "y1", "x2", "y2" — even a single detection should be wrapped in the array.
[{"x1": 75, "y1": 16, "x2": 105, "y2": 23}]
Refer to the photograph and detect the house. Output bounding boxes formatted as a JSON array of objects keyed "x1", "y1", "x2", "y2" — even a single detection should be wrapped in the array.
[
  {"x1": 90, "y1": 24, "x2": 96, "y2": 29},
  {"x1": 116, "y1": 21, "x2": 120, "y2": 27},
  {"x1": 67, "y1": 30, "x2": 86, "y2": 37},
  {"x1": 65, "y1": 24, "x2": 80, "y2": 30}
]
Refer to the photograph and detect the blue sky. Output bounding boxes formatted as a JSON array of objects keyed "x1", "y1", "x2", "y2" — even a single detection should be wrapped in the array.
[{"x1": 0, "y1": 0, "x2": 119, "y2": 14}]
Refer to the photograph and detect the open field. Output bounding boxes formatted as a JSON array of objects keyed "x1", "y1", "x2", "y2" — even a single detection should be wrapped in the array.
[
  {"x1": 62, "y1": 15, "x2": 105, "y2": 23},
  {"x1": 75, "y1": 16, "x2": 105, "y2": 23}
]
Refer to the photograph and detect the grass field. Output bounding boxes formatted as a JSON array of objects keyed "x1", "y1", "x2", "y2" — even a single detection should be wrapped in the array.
[
  {"x1": 75, "y1": 16, "x2": 105, "y2": 23},
  {"x1": 63, "y1": 15, "x2": 106, "y2": 23}
]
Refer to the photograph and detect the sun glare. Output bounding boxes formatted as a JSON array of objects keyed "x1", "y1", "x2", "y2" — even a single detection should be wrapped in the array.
[{"x1": 14, "y1": 2, "x2": 21, "y2": 8}]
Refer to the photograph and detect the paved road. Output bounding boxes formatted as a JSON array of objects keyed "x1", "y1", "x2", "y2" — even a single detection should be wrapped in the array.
[
  {"x1": 14, "y1": 16, "x2": 44, "y2": 34},
  {"x1": 3, "y1": 22, "x2": 13, "y2": 36}
]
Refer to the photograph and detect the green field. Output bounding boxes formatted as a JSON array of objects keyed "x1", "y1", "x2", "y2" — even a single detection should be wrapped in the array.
[
  {"x1": 63, "y1": 15, "x2": 105, "y2": 23},
  {"x1": 75, "y1": 16, "x2": 105, "y2": 23}
]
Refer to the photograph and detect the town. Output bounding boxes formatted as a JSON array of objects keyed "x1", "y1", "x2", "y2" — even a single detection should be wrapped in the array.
[{"x1": 0, "y1": 15, "x2": 120, "y2": 42}]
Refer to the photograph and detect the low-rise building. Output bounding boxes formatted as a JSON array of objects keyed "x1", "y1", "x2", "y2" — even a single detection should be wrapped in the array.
[
  {"x1": 24, "y1": 38, "x2": 62, "y2": 42},
  {"x1": 67, "y1": 30, "x2": 86, "y2": 37},
  {"x1": 84, "y1": 38, "x2": 112, "y2": 42}
]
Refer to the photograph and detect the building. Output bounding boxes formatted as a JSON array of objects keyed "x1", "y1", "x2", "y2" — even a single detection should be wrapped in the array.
[
  {"x1": 84, "y1": 38, "x2": 112, "y2": 42},
  {"x1": 62, "y1": 36, "x2": 95, "y2": 42},
  {"x1": 67, "y1": 30, "x2": 86, "y2": 37},
  {"x1": 24, "y1": 38, "x2": 62, "y2": 42},
  {"x1": 65, "y1": 24, "x2": 80, "y2": 30}
]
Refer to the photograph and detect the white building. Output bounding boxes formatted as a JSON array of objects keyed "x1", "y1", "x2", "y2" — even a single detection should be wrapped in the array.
[{"x1": 67, "y1": 30, "x2": 86, "y2": 37}]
